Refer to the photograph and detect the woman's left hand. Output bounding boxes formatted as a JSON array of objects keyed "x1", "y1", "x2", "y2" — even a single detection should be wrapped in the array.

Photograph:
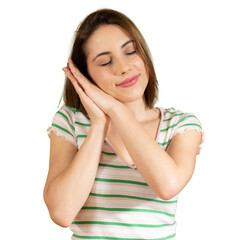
[{"x1": 63, "y1": 59, "x2": 122, "y2": 116}]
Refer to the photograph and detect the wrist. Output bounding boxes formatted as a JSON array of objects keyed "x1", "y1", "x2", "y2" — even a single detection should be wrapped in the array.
[
  {"x1": 88, "y1": 124, "x2": 108, "y2": 144},
  {"x1": 91, "y1": 122, "x2": 108, "y2": 131},
  {"x1": 108, "y1": 103, "x2": 133, "y2": 130},
  {"x1": 108, "y1": 102, "x2": 126, "y2": 118}
]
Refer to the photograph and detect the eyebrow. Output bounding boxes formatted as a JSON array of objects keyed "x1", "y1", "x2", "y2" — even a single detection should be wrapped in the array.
[{"x1": 92, "y1": 40, "x2": 134, "y2": 62}]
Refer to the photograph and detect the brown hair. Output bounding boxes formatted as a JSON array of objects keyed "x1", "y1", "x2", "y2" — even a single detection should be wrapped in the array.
[{"x1": 62, "y1": 8, "x2": 159, "y2": 117}]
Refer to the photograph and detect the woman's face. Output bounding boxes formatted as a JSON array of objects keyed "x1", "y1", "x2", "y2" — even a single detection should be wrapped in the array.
[{"x1": 85, "y1": 24, "x2": 149, "y2": 103}]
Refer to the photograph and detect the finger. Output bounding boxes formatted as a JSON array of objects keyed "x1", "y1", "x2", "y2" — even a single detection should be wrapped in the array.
[
  {"x1": 69, "y1": 77, "x2": 97, "y2": 111},
  {"x1": 63, "y1": 67, "x2": 77, "y2": 82},
  {"x1": 66, "y1": 62, "x2": 101, "y2": 101},
  {"x1": 68, "y1": 59, "x2": 86, "y2": 80},
  {"x1": 68, "y1": 59, "x2": 90, "y2": 87},
  {"x1": 72, "y1": 80, "x2": 89, "y2": 104},
  {"x1": 64, "y1": 67, "x2": 93, "y2": 100},
  {"x1": 63, "y1": 68, "x2": 86, "y2": 100},
  {"x1": 63, "y1": 66, "x2": 97, "y2": 106},
  {"x1": 63, "y1": 67, "x2": 82, "y2": 89}
]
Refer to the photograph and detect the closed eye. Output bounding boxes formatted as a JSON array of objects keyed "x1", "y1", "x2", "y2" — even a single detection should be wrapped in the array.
[
  {"x1": 100, "y1": 50, "x2": 136, "y2": 66},
  {"x1": 100, "y1": 59, "x2": 112, "y2": 66},
  {"x1": 126, "y1": 50, "x2": 136, "y2": 55}
]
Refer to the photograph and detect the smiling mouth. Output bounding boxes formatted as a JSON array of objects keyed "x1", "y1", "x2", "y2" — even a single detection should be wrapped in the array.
[
  {"x1": 116, "y1": 75, "x2": 139, "y2": 86},
  {"x1": 116, "y1": 76, "x2": 139, "y2": 88}
]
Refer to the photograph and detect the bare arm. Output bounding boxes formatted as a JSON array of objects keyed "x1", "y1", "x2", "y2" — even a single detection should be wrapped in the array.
[
  {"x1": 43, "y1": 124, "x2": 107, "y2": 227},
  {"x1": 109, "y1": 103, "x2": 202, "y2": 200},
  {"x1": 62, "y1": 59, "x2": 202, "y2": 201}
]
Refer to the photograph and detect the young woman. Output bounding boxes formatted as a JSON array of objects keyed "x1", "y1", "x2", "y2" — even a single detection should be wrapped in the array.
[{"x1": 44, "y1": 8, "x2": 204, "y2": 240}]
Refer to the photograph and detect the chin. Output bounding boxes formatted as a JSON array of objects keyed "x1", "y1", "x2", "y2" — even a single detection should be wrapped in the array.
[{"x1": 117, "y1": 92, "x2": 145, "y2": 103}]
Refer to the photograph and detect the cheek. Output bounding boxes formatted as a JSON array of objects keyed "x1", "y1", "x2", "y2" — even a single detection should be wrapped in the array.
[
  {"x1": 86, "y1": 58, "x2": 104, "y2": 85},
  {"x1": 89, "y1": 68, "x2": 109, "y2": 88},
  {"x1": 135, "y1": 56, "x2": 147, "y2": 71},
  {"x1": 137, "y1": 59, "x2": 149, "y2": 78},
  {"x1": 87, "y1": 64, "x2": 100, "y2": 83}
]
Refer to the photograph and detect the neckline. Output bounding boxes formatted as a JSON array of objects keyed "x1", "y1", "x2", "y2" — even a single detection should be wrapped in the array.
[{"x1": 104, "y1": 107, "x2": 164, "y2": 169}]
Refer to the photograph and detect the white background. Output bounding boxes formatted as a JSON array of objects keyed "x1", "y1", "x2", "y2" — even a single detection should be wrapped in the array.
[{"x1": 1, "y1": 0, "x2": 248, "y2": 239}]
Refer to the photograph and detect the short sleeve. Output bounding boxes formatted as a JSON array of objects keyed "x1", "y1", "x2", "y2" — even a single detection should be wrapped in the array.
[
  {"x1": 47, "y1": 105, "x2": 77, "y2": 147},
  {"x1": 169, "y1": 110, "x2": 204, "y2": 154}
]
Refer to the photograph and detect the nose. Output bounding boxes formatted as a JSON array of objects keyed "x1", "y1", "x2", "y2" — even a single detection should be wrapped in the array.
[{"x1": 115, "y1": 57, "x2": 131, "y2": 75}]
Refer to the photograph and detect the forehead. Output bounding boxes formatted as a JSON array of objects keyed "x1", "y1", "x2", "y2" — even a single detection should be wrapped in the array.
[{"x1": 85, "y1": 24, "x2": 132, "y2": 56}]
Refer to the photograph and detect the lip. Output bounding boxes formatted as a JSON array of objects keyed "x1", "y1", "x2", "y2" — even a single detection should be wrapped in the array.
[{"x1": 116, "y1": 75, "x2": 139, "y2": 86}]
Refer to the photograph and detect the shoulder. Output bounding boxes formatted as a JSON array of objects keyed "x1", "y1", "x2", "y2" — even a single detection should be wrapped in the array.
[
  {"x1": 159, "y1": 107, "x2": 204, "y2": 153},
  {"x1": 56, "y1": 104, "x2": 77, "y2": 119},
  {"x1": 161, "y1": 107, "x2": 203, "y2": 132},
  {"x1": 47, "y1": 105, "x2": 90, "y2": 147},
  {"x1": 55, "y1": 105, "x2": 89, "y2": 122}
]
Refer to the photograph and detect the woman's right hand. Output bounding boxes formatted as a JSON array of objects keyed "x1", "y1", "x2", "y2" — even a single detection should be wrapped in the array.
[{"x1": 63, "y1": 67, "x2": 110, "y2": 129}]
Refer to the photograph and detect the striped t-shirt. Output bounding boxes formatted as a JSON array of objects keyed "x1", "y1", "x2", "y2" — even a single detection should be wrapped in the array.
[{"x1": 47, "y1": 105, "x2": 204, "y2": 240}]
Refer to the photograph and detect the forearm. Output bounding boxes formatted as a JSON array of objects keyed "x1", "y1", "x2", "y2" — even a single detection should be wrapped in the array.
[
  {"x1": 45, "y1": 124, "x2": 107, "y2": 226},
  {"x1": 109, "y1": 104, "x2": 178, "y2": 200}
]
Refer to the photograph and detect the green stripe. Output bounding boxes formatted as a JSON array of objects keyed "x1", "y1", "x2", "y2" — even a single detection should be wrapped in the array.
[
  {"x1": 57, "y1": 111, "x2": 75, "y2": 131},
  {"x1": 178, "y1": 114, "x2": 197, "y2": 123},
  {"x1": 165, "y1": 110, "x2": 174, "y2": 114},
  {"x1": 76, "y1": 135, "x2": 87, "y2": 139},
  {"x1": 72, "y1": 220, "x2": 176, "y2": 228},
  {"x1": 51, "y1": 123, "x2": 74, "y2": 137},
  {"x1": 160, "y1": 124, "x2": 176, "y2": 132},
  {"x1": 75, "y1": 121, "x2": 91, "y2": 127},
  {"x1": 89, "y1": 193, "x2": 177, "y2": 204},
  {"x1": 95, "y1": 178, "x2": 148, "y2": 186},
  {"x1": 178, "y1": 123, "x2": 202, "y2": 129},
  {"x1": 164, "y1": 107, "x2": 175, "y2": 113},
  {"x1": 164, "y1": 107, "x2": 176, "y2": 114},
  {"x1": 98, "y1": 163, "x2": 137, "y2": 170},
  {"x1": 99, "y1": 163, "x2": 132, "y2": 169},
  {"x1": 68, "y1": 106, "x2": 87, "y2": 115},
  {"x1": 102, "y1": 151, "x2": 116, "y2": 156},
  {"x1": 161, "y1": 115, "x2": 197, "y2": 132},
  {"x1": 81, "y1": 206, "x2": 175, "y2": 217},
  {"x1": 163, "y1": 113, "x2": 184, "y2": 122},
  {"x1": 69, "y1": 106, "x2": 76, "y2": 114},
  {"x1": 57, "y1": 111, "x2": 69, "y2": 121},
  {"x1": 72, "y1": 233, "x2": 176, "y2": 240},
  {"x1": 157, "y1": 139, "x2": 172, "y2": 146}
]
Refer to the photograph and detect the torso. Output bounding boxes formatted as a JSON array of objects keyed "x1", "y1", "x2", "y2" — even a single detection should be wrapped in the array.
[{"x1": 106, "y1": 107, "x2": 161, "y2": 166}]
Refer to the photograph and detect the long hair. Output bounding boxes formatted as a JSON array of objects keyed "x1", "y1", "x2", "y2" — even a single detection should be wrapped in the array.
[{"x1": 62, "y1": 8, "x2": 159, "y2": 117}]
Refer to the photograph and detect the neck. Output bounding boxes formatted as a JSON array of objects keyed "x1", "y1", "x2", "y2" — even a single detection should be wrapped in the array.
[{"x1": 122, "y1": 96, "x2": 153, "y2": 123}]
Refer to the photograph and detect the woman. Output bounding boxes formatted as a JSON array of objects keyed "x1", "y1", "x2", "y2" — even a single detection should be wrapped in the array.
[{"x1": 44, "y1": 8, "x2": 204, "y2": 239}]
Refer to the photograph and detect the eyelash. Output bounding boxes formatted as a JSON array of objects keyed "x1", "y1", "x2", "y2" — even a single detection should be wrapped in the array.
[
  {"x1": 100, "y1": 50, "x2": 137, "y2": 66},
  {"x1": 126, "y1": 50, "x2": 136, "y2": 55}
]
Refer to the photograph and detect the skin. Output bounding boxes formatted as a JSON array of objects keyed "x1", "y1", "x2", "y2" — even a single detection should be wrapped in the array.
[
  {"x1": 44, "y1": 24, "x2": 202, "y2": 227},
  {"x1": 64, "y1": 25, "x2": 156, "y2": 125},
  {"x1": 85, "y1": 25, "x2": 149, "y2": 111}
]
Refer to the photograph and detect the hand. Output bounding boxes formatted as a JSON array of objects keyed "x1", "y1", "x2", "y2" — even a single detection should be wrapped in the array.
[{"x1": 63, "y1": 59, "x2": 120, "y2": 126}]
